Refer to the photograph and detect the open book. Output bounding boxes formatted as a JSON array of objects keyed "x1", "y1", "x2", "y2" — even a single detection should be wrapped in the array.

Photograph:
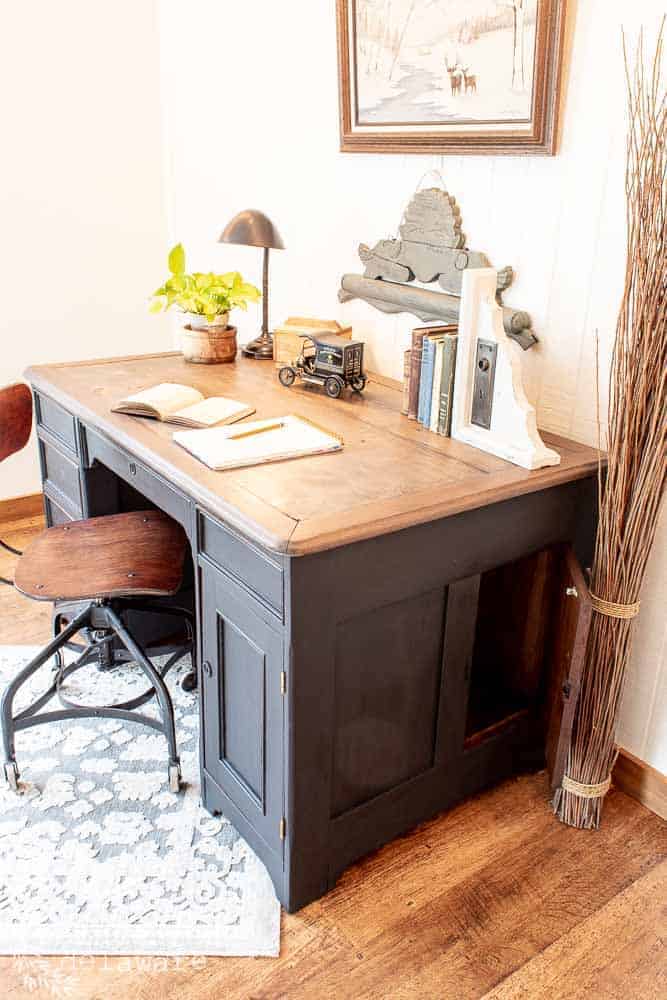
[
  {"x1": 173, "y1": 415, "x2": 343, "y2": 471},
  {"x1": 112, "y1": 383, "x2": 255, "y2": 428}
]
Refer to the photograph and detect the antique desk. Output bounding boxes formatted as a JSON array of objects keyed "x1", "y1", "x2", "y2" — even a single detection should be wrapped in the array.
[{"x1": 25, "y1": 353, "x2": 599, "y2": 912}]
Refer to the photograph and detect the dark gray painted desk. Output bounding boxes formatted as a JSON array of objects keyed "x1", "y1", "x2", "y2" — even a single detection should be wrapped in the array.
[{"x1": 26, "y1": 352, "x2": 599, "y2": 911}]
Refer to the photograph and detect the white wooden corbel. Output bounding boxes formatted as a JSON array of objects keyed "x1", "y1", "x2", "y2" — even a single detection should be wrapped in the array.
[{"x1": 452, "y1": 268, "x2": 560, "y2": 470}]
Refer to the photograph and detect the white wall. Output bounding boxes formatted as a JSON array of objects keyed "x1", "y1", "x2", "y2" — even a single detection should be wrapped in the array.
[
  {"x1": 0, "y1": 0, "x2": 170, "y2": 500},
  {"x1": 158, "y1": 0, "x2": 665, "y2": 771}
]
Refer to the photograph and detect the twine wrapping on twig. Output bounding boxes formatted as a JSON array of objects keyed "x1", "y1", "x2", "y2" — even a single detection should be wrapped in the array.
[
  {"x1": 589, "y1": 594, "x2": 641, "y2": 620},
  {"x1": 561, "y1": 773, "x2": 612, "y2": 799}
]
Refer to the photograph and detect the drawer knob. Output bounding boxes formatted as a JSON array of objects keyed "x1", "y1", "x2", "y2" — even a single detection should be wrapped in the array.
[
  {"x1": 203, "y1": 660, "x2": 213, "y2": 678},
  {"x1": 129, "y1": 462, "x2": 137, "y2": 476}
]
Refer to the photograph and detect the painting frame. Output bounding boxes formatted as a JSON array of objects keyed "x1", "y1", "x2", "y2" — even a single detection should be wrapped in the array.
[{"x1": 336, "y1": 0, "x2": 568, "y2": 155}]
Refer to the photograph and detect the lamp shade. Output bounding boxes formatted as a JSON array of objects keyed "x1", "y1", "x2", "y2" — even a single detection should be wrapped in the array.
[{"x1": 218, "y1": 209, "x2": 285, "y2": 251}]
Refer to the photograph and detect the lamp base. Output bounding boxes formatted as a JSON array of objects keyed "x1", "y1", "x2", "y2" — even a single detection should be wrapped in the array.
[{"x1": 241, "y1": 332, "x2": 274, "y2": 360}]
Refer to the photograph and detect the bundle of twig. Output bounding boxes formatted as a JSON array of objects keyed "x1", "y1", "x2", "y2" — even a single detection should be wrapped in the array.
[{"x1": 553, "y1": 25, "x2": 666, "y2": 829}]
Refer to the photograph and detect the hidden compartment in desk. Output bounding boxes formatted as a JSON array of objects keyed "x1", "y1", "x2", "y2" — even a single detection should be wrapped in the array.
[{"x1": 464, "y1": 547, "x2": 571, "y2": 755}]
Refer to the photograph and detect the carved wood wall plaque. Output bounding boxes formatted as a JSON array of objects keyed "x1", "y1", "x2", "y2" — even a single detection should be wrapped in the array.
[{"x1": 338, "y1": 187, "x2": 537, "y2": 350}]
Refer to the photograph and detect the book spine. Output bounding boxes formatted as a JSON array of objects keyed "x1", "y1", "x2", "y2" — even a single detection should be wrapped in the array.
[
  {"x1": 407, "y1": 331, "x2": 426, "y2": 420},
  {"x1": 418, "y1": 337, "x2": 436, "y2": 426},
  {"x1": 429, "y1": 340, "x2": 445, "y2": 433},
  {"x1": 401, "y1": 350, "x2": 411, "y2": 415},
  {"x1": 437, "y1": 335, "x2": 458, "y2": 436}
]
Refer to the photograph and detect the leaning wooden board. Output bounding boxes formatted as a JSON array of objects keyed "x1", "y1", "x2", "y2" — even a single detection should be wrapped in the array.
[{"x1": 26, "y1": 352, "x2": 600, "y2": 556}]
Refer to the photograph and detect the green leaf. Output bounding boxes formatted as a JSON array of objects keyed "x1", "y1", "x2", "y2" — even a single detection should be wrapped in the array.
[
  {"x1": 149, "y1": 297, "x2": 165, "y2": 314},
  {"x1": 194, "y1": 272, "x2": 213, "y2": 291},
  {"x1": 168, "y1": 243, "x2": 186, "y2": 276},
  {"x1": 165, "y1": 275, "x2": 186, "y2": 292},
  {"x1": 239, "y1": 282, "x2": 261, "y2": 301}
]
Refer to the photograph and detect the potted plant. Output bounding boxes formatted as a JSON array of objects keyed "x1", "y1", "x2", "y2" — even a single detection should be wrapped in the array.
[{"x1": 150, "y1": 243, "x2": 261, "y2": 364}]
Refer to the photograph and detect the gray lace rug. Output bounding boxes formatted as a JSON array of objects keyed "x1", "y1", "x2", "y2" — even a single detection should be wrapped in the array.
[{"x1": 0, "y1": 646, "x2": 280, "y2": 956}]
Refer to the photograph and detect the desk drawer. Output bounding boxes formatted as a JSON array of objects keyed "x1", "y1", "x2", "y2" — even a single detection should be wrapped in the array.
[
  {"x1": 39, "y1": 438, "x2": 83, "y2": 513},
  {"x1": 44, "y1": 488, "x2": 79, "y2": 527},
  {"x1": 199, "y1": 512, "x2": 284, "y2": 617},
  {"x1": 83, "y1": 427, "x2": 191, "y2": 531},
  {"x1": 35, "y1": 394, "x2": 78, "y2": 455}
]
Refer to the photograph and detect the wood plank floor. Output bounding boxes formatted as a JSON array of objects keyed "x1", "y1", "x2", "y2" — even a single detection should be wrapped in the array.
[{"x1": 0, "y1": 517, "x2": 665, "y2": 1000}]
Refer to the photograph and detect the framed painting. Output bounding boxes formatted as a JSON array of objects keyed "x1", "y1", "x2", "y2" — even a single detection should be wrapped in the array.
[{"x1": 336, "y1": 0, "x2": 568, "y2": 155}]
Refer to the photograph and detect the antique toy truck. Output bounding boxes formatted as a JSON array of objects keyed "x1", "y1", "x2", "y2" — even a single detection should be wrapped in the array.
[{"x1": 278, "y1": 333, "x2": 366, "y2": 398}]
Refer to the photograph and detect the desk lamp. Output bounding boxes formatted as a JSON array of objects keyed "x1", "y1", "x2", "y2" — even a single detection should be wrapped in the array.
[{"x1": 219, "y1": 209, "x2": 285, "y2": 359}]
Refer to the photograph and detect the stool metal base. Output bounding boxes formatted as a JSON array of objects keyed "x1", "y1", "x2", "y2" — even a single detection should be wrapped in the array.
[
  {"x1": 53, "y1": 601, "x2": 196, "y2": 692},
  {"x1": 1, "y1": 600, "x2": 194, "y2": 794}
]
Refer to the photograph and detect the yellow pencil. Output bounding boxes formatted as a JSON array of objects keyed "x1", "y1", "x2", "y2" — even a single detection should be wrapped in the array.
[{"x1": 227, "y1": 420, "x2": 285, "y2": 441}]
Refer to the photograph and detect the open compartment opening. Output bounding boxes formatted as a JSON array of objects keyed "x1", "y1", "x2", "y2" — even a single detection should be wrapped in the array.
[{"x1": 465, "y1": 548, "x2": 557, "y2": 750}]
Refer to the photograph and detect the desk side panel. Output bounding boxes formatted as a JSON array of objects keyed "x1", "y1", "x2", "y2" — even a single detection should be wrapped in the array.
[{"x1": 285, "y1": 476, "x2": 597, "y2": 910}]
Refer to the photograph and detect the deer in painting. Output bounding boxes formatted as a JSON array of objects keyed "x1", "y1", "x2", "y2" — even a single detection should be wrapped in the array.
[
  {"x1": 446, "y1": 63, "x2": 462, "y2": 97},
  {"x1": 462, "y1": 67, "x2": 477, "y2": 94}
]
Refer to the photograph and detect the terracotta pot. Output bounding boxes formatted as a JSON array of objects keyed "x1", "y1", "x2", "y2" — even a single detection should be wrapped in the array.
[{"x1": 181, "y1": 324, "x2": 238, "y2": 364}]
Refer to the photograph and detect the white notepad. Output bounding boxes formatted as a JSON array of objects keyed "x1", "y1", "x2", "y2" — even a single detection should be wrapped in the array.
[{"x1": 173, "y1": 415, "x2": 343, "y2": 471}]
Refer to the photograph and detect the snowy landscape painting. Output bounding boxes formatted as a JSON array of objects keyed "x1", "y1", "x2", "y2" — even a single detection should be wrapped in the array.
[{"x1": 337, "y1": 0, "x2": 566, "y2": 154}]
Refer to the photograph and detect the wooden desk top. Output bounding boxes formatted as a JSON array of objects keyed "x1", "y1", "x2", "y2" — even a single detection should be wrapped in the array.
[{"x1": 27, "y1": 352, "x2": 601, "y2": 556}]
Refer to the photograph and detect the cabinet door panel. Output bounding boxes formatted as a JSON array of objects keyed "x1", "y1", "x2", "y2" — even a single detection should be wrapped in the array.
[
  {"x1": 201, "y1": 561, "x2": 284, "y2": 853},
  {"x1": 219, "y1": 617, "x2": 265, "y2": 803}
]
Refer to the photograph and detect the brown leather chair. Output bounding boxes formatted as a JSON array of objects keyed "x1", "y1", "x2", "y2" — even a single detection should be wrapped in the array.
[{"x1": 0, "y1": 382, "x2": 191, "y2": 793}]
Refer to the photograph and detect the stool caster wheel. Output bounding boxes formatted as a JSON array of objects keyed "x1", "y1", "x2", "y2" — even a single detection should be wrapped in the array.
[
  {"x1": 168, "y1": 762, "x2": 182, "y2": 793},
  {"x1": 4, "y1": 762, "x2": 20, "y2": 792},
  {"x1": 181, "y1": 670, "x2": 197, "y2": 693}
]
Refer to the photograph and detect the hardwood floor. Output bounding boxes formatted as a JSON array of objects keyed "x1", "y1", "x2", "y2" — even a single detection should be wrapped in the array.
[
  {"x1": 1, "y1": 517, "x2": 665, "y2": 1000},
  {"x1": 0, "y1": 512, "x2": 52, "y2": 642}
]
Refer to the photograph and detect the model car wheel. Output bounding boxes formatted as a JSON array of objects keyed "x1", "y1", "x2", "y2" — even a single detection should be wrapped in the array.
[
  {"x1": 325, "y1": 377, "x2": 342, "y2": 399},
  {"x1": 351, "y1": 376, "x2": 367, "y2": 392},
  {"x1": 279, "y1": 366, "x2": 296, "y2": 387}
]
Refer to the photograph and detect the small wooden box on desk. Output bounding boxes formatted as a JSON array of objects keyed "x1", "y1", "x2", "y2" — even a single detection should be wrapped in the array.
[
  {"x1": 26, "y1": 352, "x2": 599, "y2": 912},
  {"x1": 273, "y1": 317, "x2": 352, "y2": 367}
]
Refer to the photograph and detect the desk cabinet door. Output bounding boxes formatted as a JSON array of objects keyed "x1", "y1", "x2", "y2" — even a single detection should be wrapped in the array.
[{"x1": 201, "y1": 562, "x2": 285, "y2": 853}]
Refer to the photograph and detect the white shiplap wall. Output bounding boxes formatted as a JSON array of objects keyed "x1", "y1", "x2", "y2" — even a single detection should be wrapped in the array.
[
  {"x1": 0, "y1": 0, "x2": 171, "y2": 500},
  {"x1": 158, "y1": 0, "x2": 665, "y2": 772}
]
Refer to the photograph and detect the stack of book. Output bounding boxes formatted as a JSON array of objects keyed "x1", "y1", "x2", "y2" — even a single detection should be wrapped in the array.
[{"x1": 402, "y1": 325, "x2": 458, "y2": 436}]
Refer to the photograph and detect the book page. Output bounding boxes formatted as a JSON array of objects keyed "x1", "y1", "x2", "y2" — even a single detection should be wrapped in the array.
[
  {"x1": 115, "y1": 383, "x2": 204, "y2": 420},
  {"x1": 167, "y1": 397, "x2": 255, "y2": 428},
  {"x1": 173, "y1": 415, "x2": 343, "y2": 471}
]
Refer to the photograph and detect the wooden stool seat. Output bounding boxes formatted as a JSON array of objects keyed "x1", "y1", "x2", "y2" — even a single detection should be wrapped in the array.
[{"x1": 14, "y1": 510, "x2": 187, "y2": 602}]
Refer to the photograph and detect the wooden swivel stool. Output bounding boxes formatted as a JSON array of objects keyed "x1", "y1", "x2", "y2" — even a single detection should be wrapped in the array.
[
  {"x1": 0, "y1": 383, "x2": 190, "y2": 794},
  {"x1": 0, "y1": 383, "x2": 33, "y2": 583}
]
